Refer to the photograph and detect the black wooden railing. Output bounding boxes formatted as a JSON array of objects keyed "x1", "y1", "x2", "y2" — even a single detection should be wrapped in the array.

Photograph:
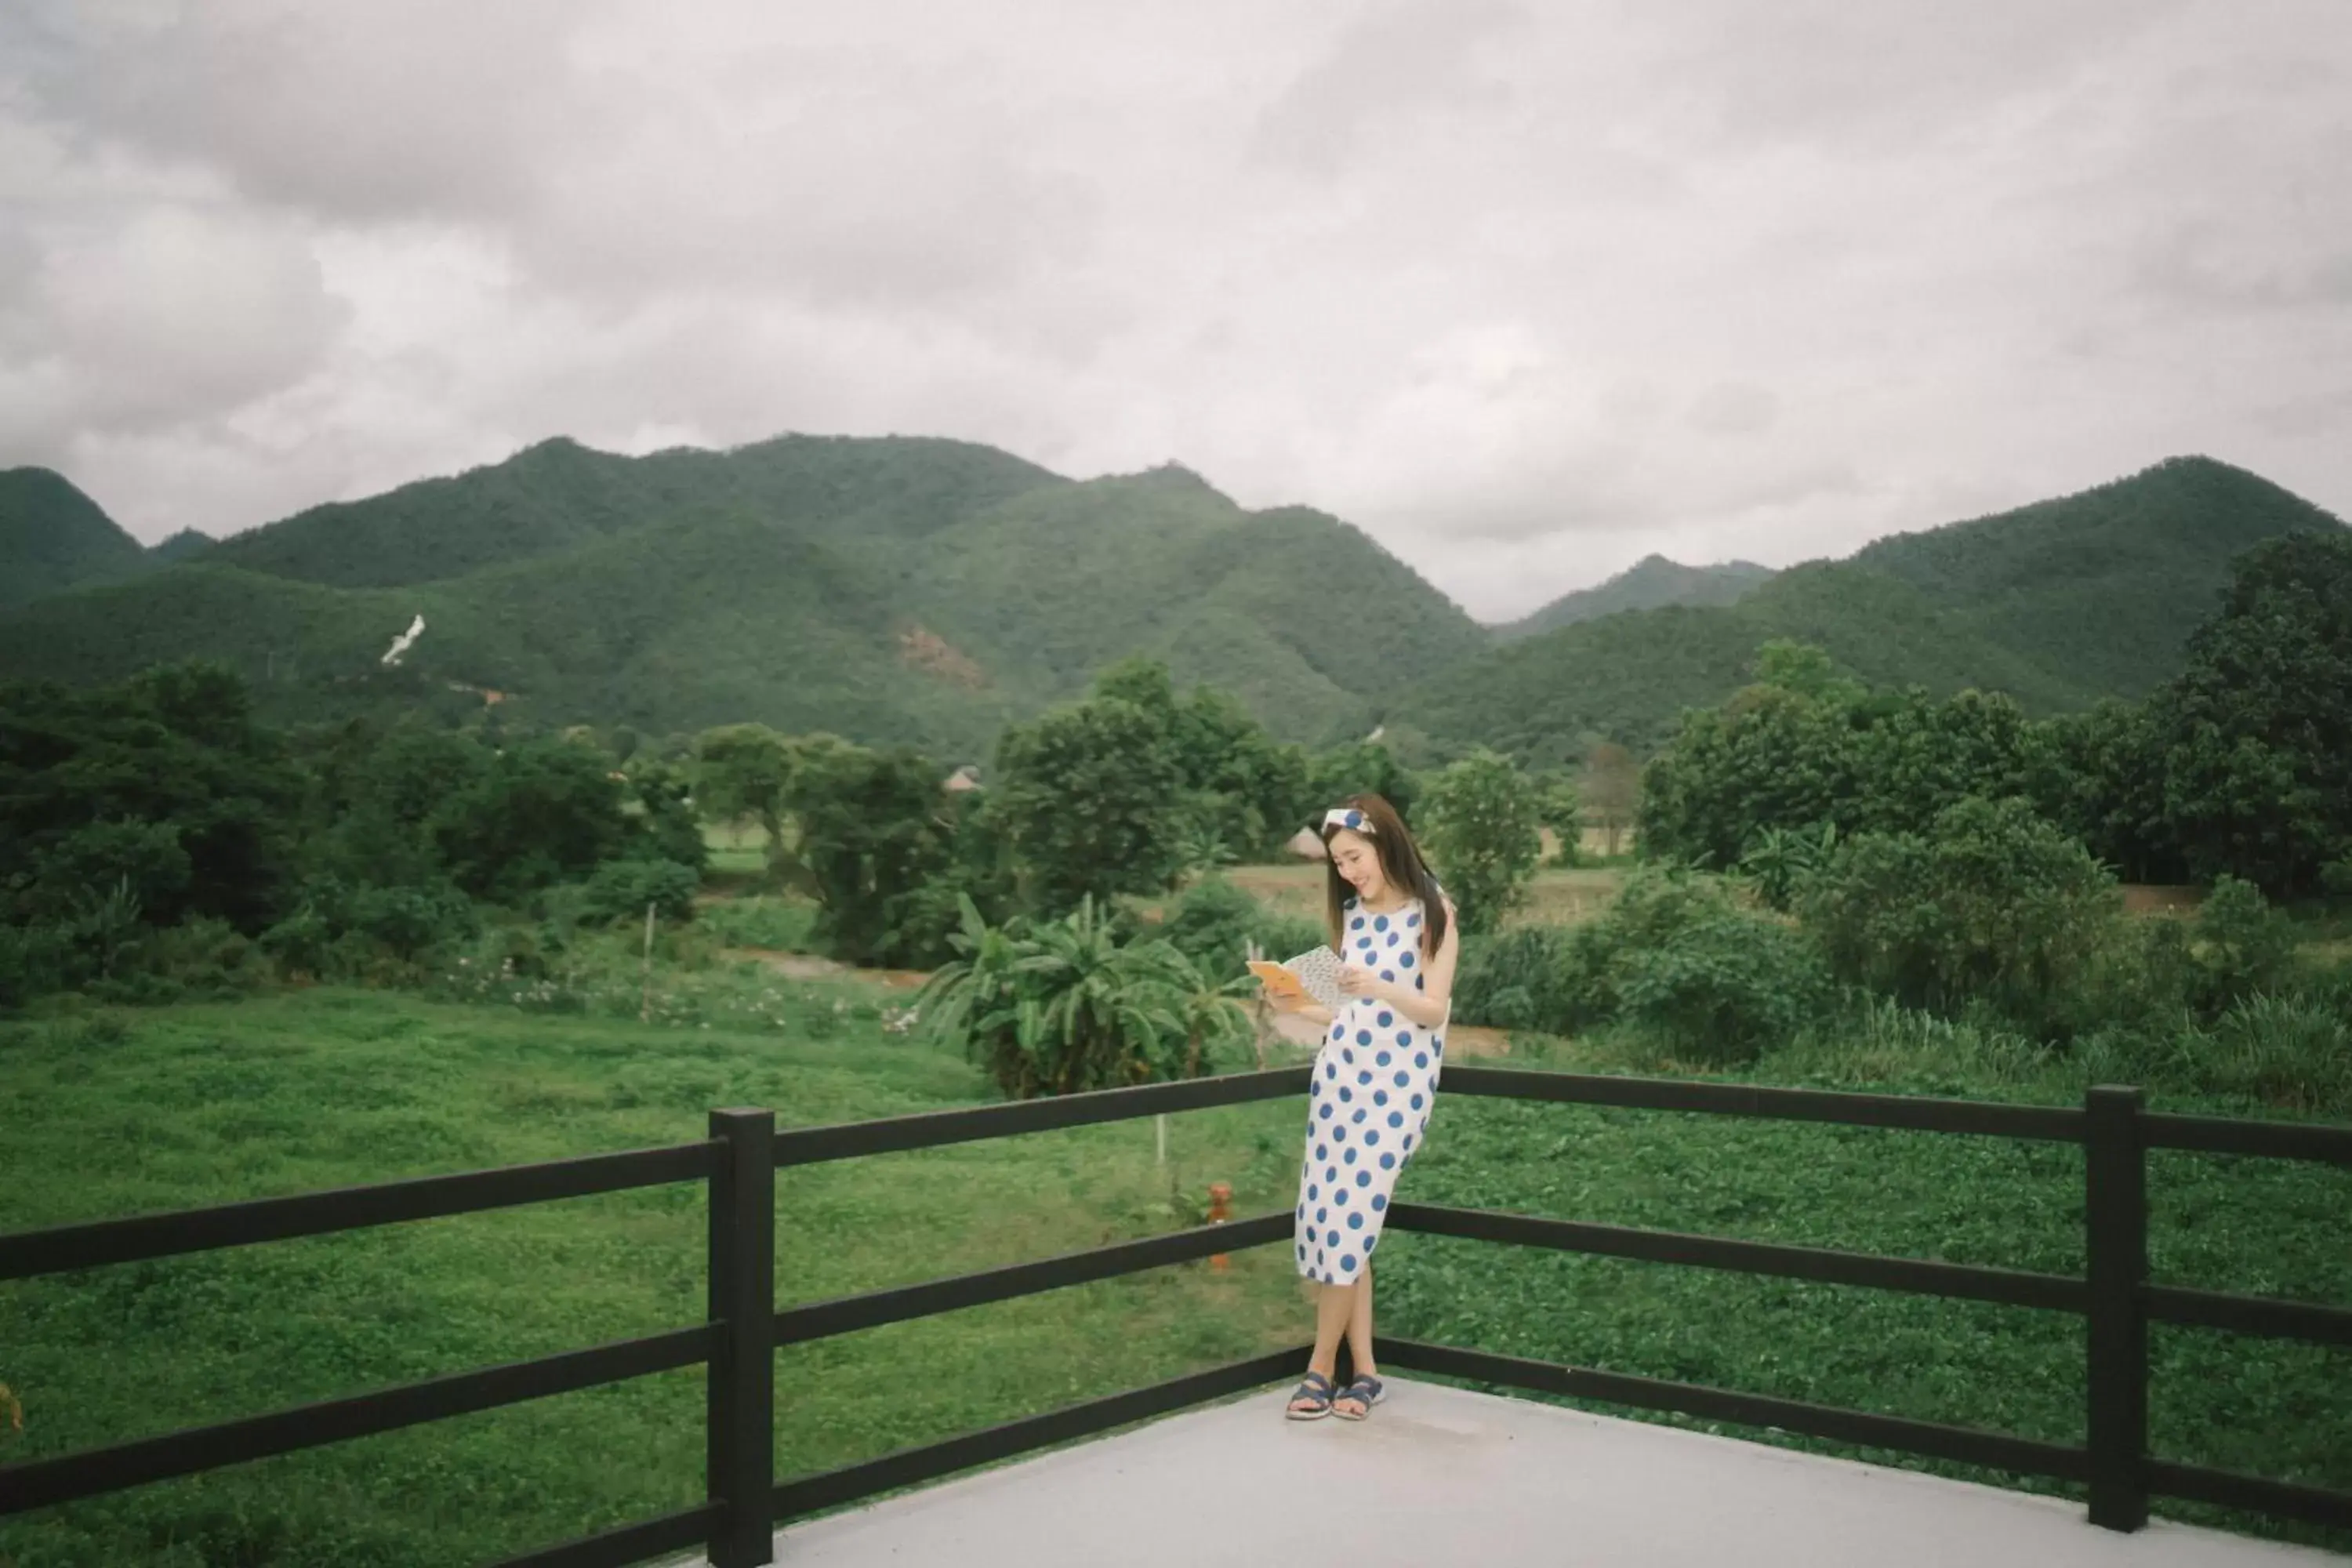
[{"x1": 2, "y1": 1065, "x2": 2348, "y2": 1566}]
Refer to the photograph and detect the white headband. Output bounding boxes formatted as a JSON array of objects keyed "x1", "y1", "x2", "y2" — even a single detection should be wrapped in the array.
[{"x1": 1323, "y1": 807, "x2": 1374, "y2": 835}]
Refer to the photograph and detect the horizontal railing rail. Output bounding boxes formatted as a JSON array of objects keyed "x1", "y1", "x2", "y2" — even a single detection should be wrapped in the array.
[
  {"x1": 771, "y1": 1065, "x2": 1309, "y2": 1166},
  {"x1": 5, "y1": 1061, "x2": 2348, "y2": 1563},
  {"x1": 1387, "y1": 1202, "x2": 2091, "y2": 1312},
  {"x1": 0, "y1": 1139, "x2": 720, "y2": 1282}
]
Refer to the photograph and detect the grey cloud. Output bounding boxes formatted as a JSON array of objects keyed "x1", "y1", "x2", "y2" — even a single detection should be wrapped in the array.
[
  {"x1": 2135, "y1": 224, "x2": 2352, "y2": 315},
  {"x1": 6, "y1": 0, "x2": 599, "y2": 223},
  {"x1": 1686, "y1": 382, "x2": 1779, "y2": 437},
  {"x1": 1643, "y1": 0, "x2": 2187, "y2": 152},
  {"x1": 1252, "y1": 0, "x2": 1527, "y2": 176}
]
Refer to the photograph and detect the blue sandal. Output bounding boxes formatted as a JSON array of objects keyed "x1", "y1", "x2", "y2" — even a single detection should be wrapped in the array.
[
  {"x1": 1333, "y1": 1374, "x2": 1386, "y2": 1421},
  {"x1": 1285, "y1": 1370, "x2": 1335, "y2": 1421}
]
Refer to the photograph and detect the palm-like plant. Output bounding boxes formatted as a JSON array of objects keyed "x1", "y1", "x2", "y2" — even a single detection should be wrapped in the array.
[{"x1": 920, "y1": 895, "x2": 1251, "y2": 1098}]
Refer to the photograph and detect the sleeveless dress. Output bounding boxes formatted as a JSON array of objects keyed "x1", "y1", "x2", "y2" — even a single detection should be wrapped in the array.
[{"x1": 1294, "y1": 895, "x2": 1445, "y2": 1285}]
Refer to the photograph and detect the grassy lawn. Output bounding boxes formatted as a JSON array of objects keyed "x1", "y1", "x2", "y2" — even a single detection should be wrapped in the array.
[
  {"x1": 0, "y1": 988, "x2": 1310, "y2": 1566},
  {"x1": 3, "y1": 956, "x2": 2347, "y2": 1562}
]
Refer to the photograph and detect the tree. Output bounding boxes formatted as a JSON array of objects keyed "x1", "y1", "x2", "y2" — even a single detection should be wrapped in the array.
[
  {"x1": 0, "y1": 661, "x2": 303, "y2": 932},
  {"x1": 1638, "y1": 681, "x2": 1857, "y2": 869},
  {"x1": 1532, "y1": 769, "x2": 1584, "y2": 866},
  {"x1": 1583, "y1": 740, "x2": 1639, "y2": 856},
  {"x1": 695, "y1": 724, "x2": 794, "y2": 871},
  {"x1": 429, "y1": 738, "x2": 631, "y2": 901},
  {"x1": 2147, "y1": 530, "x2": 2352, "y2": 898},
  {"x1": 1308, "y1": 739, "x2": 1417, "y2": 826},
  {"x1": 990, "y1": 678, "x2": 1189, "y2": 913},
  {"x1": 784, "y1": 737, "x2": 960, "y2": 967},
  {"x1": 2035, "y1": 699, "x2": 2180, "y2": 884},
  {"x1": 1418, "y1": 748, "x2": 1543, "y2": 934}
]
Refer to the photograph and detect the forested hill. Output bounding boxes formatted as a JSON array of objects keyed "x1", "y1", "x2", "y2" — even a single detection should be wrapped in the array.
[
  {"x1": 0, "y1": 440, "x2": 1483, "y2": 756},
  {"x1": 0, "y1": 467, "x2": 155, "y2": 611},
  {"x1": 3, "y1": 443, "x2": 2338, "y2": 764},
  {"x1": 1393, "y1": 456, "x2": 2347, "y2": 764},
  {"x1": 1498, "y1": 555, "x2": 1776, "y2": 641}
]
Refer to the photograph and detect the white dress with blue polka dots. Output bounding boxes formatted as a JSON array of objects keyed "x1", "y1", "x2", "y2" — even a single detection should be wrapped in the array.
[{"x1": 1294, "y1": 895, "x2": 1444, "y2": 1286}]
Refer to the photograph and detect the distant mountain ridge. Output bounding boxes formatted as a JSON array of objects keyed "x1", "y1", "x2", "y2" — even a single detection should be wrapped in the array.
[
  {"x1": 0, "y1": 436, "x2": 1483, "y2": 754},
  {"x1": 1392, "y1": 455, "x2": 2347, "y2": 763},
  {"x1": 1498, "y1": 555, "x2": 1777, "y2": 641},
  {"x1": 2, "y1": 446, "x2": 2339, "y2": 764},
  {"x1": 0, "y1": 467, "x2": 156, "y2": 611}
]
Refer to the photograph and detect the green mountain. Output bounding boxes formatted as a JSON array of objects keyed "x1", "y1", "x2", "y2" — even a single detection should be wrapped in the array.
[
  {"x1": 1846, "y1": 455, "x2": 2331, "y2": 699},
  {"x1": 1498, "y1": 554, "x2": 1775, "y2": 641},
  {"x1": 0, "y1": 443, "x2": 1482, "y2": 756},
  {"x1": 207, "y1": 433, "x2": 1065, "y2": 588},
  {"x1": 149, "y1": 529, "x2": 215, "y2": 564},
  {"x1": 1396, "y1": 456, "x2": 2347, "y2": 764},
  {"x1": 0, "y1": 468, "x2": 154, "y2": 611}
]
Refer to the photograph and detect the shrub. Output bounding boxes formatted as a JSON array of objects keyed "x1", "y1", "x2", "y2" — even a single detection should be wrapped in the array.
[
  {"x1": 1158, "y1": 877, "x2": 1327, "y2": 983},
  {"x1": 920, "y1": 897, "x2": 1251, "y2": 1098},
  {"x1": 0, "y1": 924, "x2": 74, "y2": 1011},
  {"x1": 1454, "y1": 869, "x2": 1825, "y2": 1062},
  {"x1": 577, "y1": 858, "x2": 702, "y2": 927},
  {"x1": 1451, "y1": 927, "x2": 1593, "y2": 1037},
  {"x1": 1797, "y1": 797, "x2": 2121, "y2": 1037},
  {"x1": 1608, "y1": 909, "x2": 1829, "y2": 1066},
  {"x1": 2188, "y1": 874, "x2": 2301, "y2": 1010}
]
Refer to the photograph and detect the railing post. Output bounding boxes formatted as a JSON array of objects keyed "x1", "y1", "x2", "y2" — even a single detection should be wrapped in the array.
[
  {"x1": 2085, "y1": 1085, "x2": 2148, "y2": 1532},
  {"x1": 708, "y1": 1109, "x2": 776, "y2": 1567}
]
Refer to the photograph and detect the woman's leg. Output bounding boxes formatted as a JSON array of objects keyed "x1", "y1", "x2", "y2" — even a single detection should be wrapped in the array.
[
  {"x1": 1333, "y1": 1264, "x2": 1378, "y2": 1414},
  {"x1": 1346, "y1": 1261, "x2": 1375, "y2": 1377},
  {"x1": 1290, "y1": 1279, "x2": 1357, "y2": 1411}
]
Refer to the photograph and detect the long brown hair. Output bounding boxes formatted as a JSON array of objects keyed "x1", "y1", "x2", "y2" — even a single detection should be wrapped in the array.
[{"x1": 1319, "y1": 793, "x2": 1450, "y2": 956}]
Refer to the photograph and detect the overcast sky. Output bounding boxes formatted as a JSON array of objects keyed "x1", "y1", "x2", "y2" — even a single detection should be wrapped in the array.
[{"x1": 4, "y1": 0, "x2": 2348, "y2": 620}]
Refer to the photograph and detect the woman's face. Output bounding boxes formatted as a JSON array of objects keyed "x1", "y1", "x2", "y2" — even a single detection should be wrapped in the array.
[{"x1": 1328, "y1": 829, "x2": 1386, "y2": 903}]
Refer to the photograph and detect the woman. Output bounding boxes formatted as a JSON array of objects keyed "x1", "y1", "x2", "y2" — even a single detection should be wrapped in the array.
[{"x1": 1265, "y1": 793, "x2": 1458, "y2": 1421}]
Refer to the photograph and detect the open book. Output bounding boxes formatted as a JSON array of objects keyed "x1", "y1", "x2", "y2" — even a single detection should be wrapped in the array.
[{"x1": 1246, "y1": 946, "x2": 1347, "y2": 1011}]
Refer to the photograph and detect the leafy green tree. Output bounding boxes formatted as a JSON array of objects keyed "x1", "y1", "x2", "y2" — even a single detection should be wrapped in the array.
[
  {"x1": 695, "y1": 724, "x2": 795, "y2": 869},
  {"x1": 622, "y1": 757, "x2": 709, "y2": 875},
  {"x1": 2035, "y1": 699, "x2": 2180, "y2": 884},
  {"x1": 1638, "y1": 680, "x2": 1857, "y2": 869},
  {"x1": 1533, "y1": 770, "x2": 1584, "y2": 866},
  {"x1": 990, "y1": 677, "x2": 1189, "y2": 913},
  {"x1": 2147, "y1": 529, "x2": 2352, "y2": 896},
  {"x1": 1308, "y1": 740, "x2": 1417, "y2": 825},
  {"x1": 429, "y1": 738, "x2": 631, "y2": 902},
  {"x1": 1419, "y1": 748, "x2": 1543, "y2": 934},
  {"x1": 784, "y1": 736, "x2": 961, "y2": 967},
  {"x1": 0, "y1": 660, "x2": 303, "y2": 932},
  {"x1": 1582, "y1": 740, "x2": 1640, "y2": 856}
]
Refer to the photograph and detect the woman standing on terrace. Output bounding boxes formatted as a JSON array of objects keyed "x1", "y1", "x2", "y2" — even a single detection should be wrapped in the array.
[{"x1": 1263, "y1": 794, "x2": 1458, "y2": 1422}]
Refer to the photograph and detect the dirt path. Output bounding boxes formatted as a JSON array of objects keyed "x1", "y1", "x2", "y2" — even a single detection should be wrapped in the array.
[{"x1": 726, "y1": 949, "x2": 931, "y2": 989}]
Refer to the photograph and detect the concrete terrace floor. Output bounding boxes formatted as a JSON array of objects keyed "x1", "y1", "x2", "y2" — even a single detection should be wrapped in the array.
[{"x1": 713, "y1": 1379, "x2": 2343, "y2": 1568}]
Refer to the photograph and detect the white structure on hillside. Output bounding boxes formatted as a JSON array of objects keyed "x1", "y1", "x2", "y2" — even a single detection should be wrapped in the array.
[{"x1": 381, "y1": 615, "x2": 425, "y2": 667}]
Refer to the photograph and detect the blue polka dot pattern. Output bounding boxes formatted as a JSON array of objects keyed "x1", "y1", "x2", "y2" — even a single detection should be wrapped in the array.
[{"x1": 1290, "y1": 892, "x2": 1447, "y2": 1285}]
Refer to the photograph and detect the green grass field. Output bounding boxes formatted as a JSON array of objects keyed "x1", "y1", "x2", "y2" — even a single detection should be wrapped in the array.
[{"x1": 3, "y1": 948, "x2": 2347, "y2": 1563}]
